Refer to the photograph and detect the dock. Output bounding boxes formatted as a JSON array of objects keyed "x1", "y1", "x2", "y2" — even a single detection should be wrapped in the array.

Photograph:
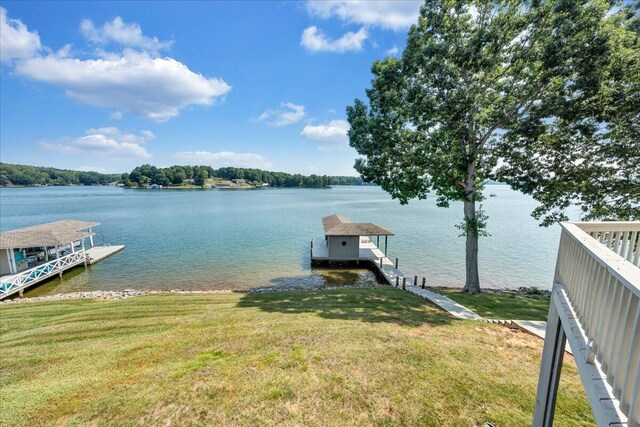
[
  {"x1": 85, "y1": 245, "x2": 125, "y2": 264},
  {"x1": 0, "y1": 220, "x2": 124, "y2": 299},
  {"x1": 312, "y1": 214, "x2": 482, "y2": 320}
]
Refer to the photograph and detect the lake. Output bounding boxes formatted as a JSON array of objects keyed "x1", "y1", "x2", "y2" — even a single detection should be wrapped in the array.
[{"x1": 0, "y1": 185, "x2": 564, "y2": 296}]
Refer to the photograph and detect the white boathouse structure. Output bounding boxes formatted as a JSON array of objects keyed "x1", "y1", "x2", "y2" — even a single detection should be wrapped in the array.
[
  {"x1": 534, "y1": 222, "x2": 640, "y2": 427},
  {"x1": 0, "y1": 220, "x2": 124, "y2": 299},
  {"x1": 311, "y1": 214, "x2": 394, "y2": 262}
]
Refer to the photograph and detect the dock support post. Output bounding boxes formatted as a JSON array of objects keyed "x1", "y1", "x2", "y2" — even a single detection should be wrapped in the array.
[
  {"x1": 395, "y1": 258, "x2": 398, "y2": 269},
  {"x1": 402, "y1": 277, "x2": 406, "y2": 290},
  {"x1": 379, "y1": 258, "x2": 383, "y2": 268},
  {"x1": 385, "y1": 236, "x2": 388, "y2": 256},
  {"x1": 19, "y1": 288, "x2": 23, "y2": 297},
  {"x1": 377, "y1": 235, "x2": 380, "y2": 247},
  {"x1": 422, "y1": 277, "x2": 426, "y2": 289},
  {"x1": 414, "y1": 275, "x2": 417, "y2": 286},
  {"x1": 395, "y1": 277, "x2": 399, "y2": 288}
]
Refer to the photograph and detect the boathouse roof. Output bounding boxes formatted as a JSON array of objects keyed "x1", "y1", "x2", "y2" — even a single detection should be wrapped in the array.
[
  {"x1": 0, "y1": 220, "x2": 98, "y2": 249},
  {"x1": 322, "y1": 214, "x2": 394, "y2": 237}
]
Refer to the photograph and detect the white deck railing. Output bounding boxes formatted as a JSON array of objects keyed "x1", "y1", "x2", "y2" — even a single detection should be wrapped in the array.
[
  {"x1": 0, "y1": 250, "x2": 86, "y2": 299},
  {"x1": 534, "y1": 221, "x2": 640, "y2": 427}
]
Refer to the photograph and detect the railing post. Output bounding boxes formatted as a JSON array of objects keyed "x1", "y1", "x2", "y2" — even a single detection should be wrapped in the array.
[{"x1": 533, "y1": 295, "x2": 566, "y2": 427}]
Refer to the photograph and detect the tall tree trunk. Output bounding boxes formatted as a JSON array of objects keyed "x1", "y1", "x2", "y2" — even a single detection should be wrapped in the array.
[
  {"x1": 462, "y1": 162, "x2": 481, "y2": 294},
  {"x1": 463, "y1": 198, "x2": 481, "y2": 293}
]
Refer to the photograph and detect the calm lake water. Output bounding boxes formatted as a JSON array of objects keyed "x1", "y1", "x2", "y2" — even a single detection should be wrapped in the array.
[{"x1": 0, "y1": 185, "x2": 565, "y2": 296}]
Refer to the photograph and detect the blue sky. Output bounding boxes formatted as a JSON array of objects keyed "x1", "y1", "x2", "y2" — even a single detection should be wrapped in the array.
[{"x1": 0, "y1": 1, "x2": 422, "y2": 175}]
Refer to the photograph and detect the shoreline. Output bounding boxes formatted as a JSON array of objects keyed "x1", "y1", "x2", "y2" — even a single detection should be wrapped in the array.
[{"x1": 0, "y1": 283, "x2": 550, "y2": 306}]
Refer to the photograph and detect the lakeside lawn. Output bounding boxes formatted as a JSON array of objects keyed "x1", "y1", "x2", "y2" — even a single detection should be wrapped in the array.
[
  {"x1": 0, "y1": 288, "x2": 591, "y2": 426},
  {"x1": 433, "y1": 289, "x2": 551, "y2": 321}
]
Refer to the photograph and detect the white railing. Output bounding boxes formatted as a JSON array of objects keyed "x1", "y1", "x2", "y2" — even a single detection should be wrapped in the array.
[
  {"x1": 0, "y1": 250, "x2": 86, "y2": 298},
  {"x1": 534, "y1": 221, "x2": 640, "y2": 427},
  {"x1": 577, "y1": 222, "x2": 640, "y2": 268}
]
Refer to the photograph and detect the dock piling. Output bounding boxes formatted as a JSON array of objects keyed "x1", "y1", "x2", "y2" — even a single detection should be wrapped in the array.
[
  {"x1": 402, "y1": 277, "x2": 406, "y2": 290},
  {"x1": 414, "y1": 275, "x2": 417, "y2": 286},
  {"x1": 380, "y1": 257, "x2": 383, "y2": 268},
  {"x1": 422, "y1": 277, "x2": 426, "y2": 289},
  {"x1": 395, "y1": 277, "x2": 399, "y2": 288},
  {"x1": 395, "y1": 258, "x2": 398, "y2": 268}
]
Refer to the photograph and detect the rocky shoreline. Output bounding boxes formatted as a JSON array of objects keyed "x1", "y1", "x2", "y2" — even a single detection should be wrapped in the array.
[
  {"x1": 1, "y1": 284, "x2": 550, "y2": 306},
  {"x1": 0, "y1": 283, "x2": 389, "y2": 305}
]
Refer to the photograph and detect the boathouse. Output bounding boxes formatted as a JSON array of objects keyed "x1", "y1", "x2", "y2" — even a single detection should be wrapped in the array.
[
  {"x1": 312, "y1": 214, "x2": 394, "y2": 262},
  {"x1": 0, "y1": 220, "x2": 124, "y2": 298}
]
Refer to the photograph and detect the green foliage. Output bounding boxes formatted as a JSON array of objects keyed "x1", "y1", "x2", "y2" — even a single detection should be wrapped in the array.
[
  {"x1": 194, "y1": 169, "x2": 208, "y2": 187},
  {"x1": 0, "y1": 163, "x2": 119, "y2": 186},
  {"x1": 124, "y1": 164, "x2": 365, "y2": 188},
  {"x1": 495, "y1": 1, "x2": 640, "y2": 225},
  {"x1": 347, "y1": 0, "x2": 637, "y2": 292}
]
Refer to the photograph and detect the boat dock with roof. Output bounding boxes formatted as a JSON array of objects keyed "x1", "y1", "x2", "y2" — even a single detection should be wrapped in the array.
[
  {"x1": 311, "y1": 214, "x2": 404, "y2": 286},
  {"x1": 0, "y1": 220, "x2": 124, "y2": 299}
]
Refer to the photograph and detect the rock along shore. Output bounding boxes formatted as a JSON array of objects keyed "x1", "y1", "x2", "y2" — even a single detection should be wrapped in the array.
[{"x1": 0, "y1": 283, "x2": 388, "y2": 305}]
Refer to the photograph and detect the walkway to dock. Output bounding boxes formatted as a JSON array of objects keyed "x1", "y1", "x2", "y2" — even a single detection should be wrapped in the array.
[{"x1": 355, "y1": 241, "x2": 483, "y2": 321}]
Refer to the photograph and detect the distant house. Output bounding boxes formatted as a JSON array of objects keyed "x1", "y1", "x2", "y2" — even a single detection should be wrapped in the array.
[
  {"x1": 231, "y1": 179, "x2": 246, "y2": 184},
  {"x1": 261, "y1": 183, "x2": 269, "y2": 187}
]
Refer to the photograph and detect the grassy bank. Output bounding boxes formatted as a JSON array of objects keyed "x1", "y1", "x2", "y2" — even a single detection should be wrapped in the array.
[
  {"x1": 0, "y1": 288, "x2": 590, "y2": 426},
  {"x1": 433, "y1": 288, "x2": 551, "y2": 321}
]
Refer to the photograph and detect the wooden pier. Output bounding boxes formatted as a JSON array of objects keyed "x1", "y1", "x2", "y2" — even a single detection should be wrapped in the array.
[{"x1": 0, "y1": 220, "x2": 124, "y2": 299}]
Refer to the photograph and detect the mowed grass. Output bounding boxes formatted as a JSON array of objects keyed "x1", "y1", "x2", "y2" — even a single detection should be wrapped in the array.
[
  {"x1": 434, "y1": 289, "x2": 551, "y2": 320},
  {"x1": 0, "y1": 288, "x2": 591, "y2": 426}
]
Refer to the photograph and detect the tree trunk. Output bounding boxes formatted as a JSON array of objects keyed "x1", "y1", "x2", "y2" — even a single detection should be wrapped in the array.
[
  {"x1": 463, "y1": 199, "x2": 481, "y2": 293},
  {"x1": 462, "y1": 162, "x2": 481, "y2": 294}
]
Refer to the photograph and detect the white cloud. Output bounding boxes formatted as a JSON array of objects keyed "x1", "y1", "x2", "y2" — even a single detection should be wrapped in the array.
[
  {"x1": 174, "y1": 151, "x2": 272, "y2": 168},
  {"x1": 306, "y1": 1, "x2": 421, "y2": 31},
  {"x1": 39, "y1": 128, "x2": 152, "y2": 159},
  {"x1": 0, "y1": 7, "x2": 41, "y2": 63},
  {"x1": 301, "y1": 119, "x2": 350, "y2": 151},
  {"x1": 80, "y1": 17, "x2": 173, "y2": 53},
  {"x1": 301, "y1": 26, "x2": 367, "y2": 53},
  {"x1": 385, "y1": 45, "x2": 400, "y2": 56},
  {"x1": 15, "y1": 49, "x2": 231, "y2": 121},
  {"x1": 253, "y1": 102, "x2": 305, "y2": 127}
]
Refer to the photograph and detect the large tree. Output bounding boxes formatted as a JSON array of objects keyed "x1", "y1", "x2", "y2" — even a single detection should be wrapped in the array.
[{"x1": 347, "y1": 0, "x2": 638, "y2": 293}]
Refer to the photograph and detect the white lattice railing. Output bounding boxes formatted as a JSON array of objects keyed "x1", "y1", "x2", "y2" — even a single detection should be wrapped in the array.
[
  {"x1": 535, "y1": 221, "x2": 640, "y2": 427},
  {"x1": 0, "y1": 250, "x2": 86, "y2": 298}
]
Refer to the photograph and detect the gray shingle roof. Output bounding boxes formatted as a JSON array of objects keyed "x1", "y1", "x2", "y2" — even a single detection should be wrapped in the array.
[
  {"x1": 0, "y1": 220, "x2": 98, "y2": 249},
  {"x1": 321, "y1": 214, "x2": 393, "y2": 236}
]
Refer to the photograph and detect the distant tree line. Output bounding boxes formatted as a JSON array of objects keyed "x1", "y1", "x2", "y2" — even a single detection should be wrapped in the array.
[
  {"x1": 122, "y1": 164, "x2": 369, "y2": 188},
  {"x1": 0, "y1": 163, "x2": 119, "y2": 186}
]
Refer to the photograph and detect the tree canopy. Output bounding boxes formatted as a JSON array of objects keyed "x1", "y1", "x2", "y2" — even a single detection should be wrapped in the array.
[
  {"x1": 347, "y1": 0, "x2": 638, "y2": 293},
  {"x1": 0, "y1": 163, "x2": 119, "y2": 186},
  {"x1": 122, "y1": 164, "x2": 369, "y2": 188}
]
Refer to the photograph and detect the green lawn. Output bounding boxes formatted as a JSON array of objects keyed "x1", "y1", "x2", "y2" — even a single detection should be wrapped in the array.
[
  {"x1": 433, "y1": 289, "x2": 551, "y2": 320},
  {"x1": 0, "y1": 288, "x2": 590, "y2": 426}
]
